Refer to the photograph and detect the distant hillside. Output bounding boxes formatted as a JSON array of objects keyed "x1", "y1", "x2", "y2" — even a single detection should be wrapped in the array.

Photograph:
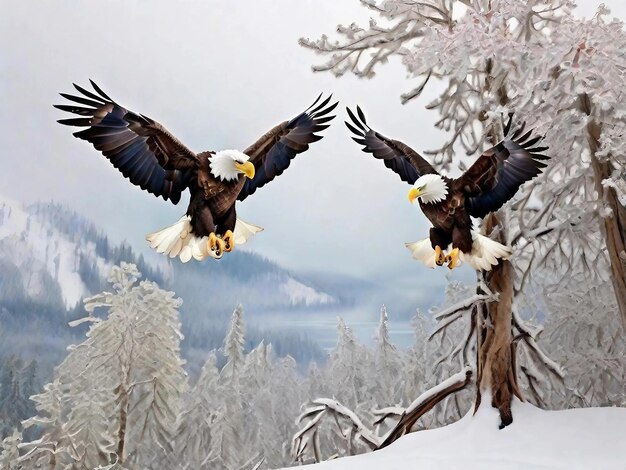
[
  {"x1": 0, "y1": 197, "x2": 165, "y2": 309},
  {"x1": 0, "y1": 196, "x2": 339, "y2": 313},
  {"x1": 0, "y1": 195, "x2": 339, "y2": 375}
]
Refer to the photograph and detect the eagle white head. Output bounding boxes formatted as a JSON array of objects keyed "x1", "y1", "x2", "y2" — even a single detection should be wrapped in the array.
[
  {"x1": 408, "y1": 174, "x2": 448, "y2": 205},
  {"x1": 209, "y1": 150, "x2": 255, "y2": 182}
]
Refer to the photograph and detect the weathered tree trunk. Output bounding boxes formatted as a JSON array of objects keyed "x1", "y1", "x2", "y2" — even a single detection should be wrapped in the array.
[
  {"x1": 475, "y1": 212, "x2": 522, "y2": 428},
  {"x1": 586, "y1": 117, "x2": 626, "y2": 329},
  {"x1": 472, "y1": 109, "x2": 522, "y2": 427},
  {"x1": 116, "y1": 384, "x2": 129, "y2": 463}
]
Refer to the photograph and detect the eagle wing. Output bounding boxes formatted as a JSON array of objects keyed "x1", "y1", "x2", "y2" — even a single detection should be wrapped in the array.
[
  {"x1": 236, "y1": 94, "x2": 338, "y2": 202},
  {"x1": 456, "y1": 116, "x2": 549, "y2": 219},
  {"x1": 345, "y1": 106, "x2": 438, "y2": 184},
  {"x1": 55, "y1": 80, "x2": 197, "y2": 204}
]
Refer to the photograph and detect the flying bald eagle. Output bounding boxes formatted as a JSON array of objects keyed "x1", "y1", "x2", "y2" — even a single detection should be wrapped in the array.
[
  {"x1": 346, "y1": 107, "x2": 549, "y2": 271},
  {"x1": 55, "y1": 81, "x2": 336, "y2": 262}
]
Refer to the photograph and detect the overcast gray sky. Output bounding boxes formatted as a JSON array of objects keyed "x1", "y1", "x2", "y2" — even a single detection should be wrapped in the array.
[{"x1": 1, "y1": 0, "x2": 624, "y2": 292}]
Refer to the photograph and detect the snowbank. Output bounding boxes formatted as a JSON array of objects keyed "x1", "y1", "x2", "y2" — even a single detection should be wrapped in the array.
[{"x1": 284, "y1": 401, "x2": 626, "y2": 470}]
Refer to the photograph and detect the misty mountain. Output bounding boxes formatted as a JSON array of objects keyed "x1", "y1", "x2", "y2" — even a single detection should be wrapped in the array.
[
  {"x1": 0, "y1": 195, "x2": 340, "y2": 313},
  {"x1": 0, "y1": 194, "x2": 351, "y2": 375}
]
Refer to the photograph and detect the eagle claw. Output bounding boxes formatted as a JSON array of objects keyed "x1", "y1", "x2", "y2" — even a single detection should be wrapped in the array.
[
  {"x1": 446, "y1": 248, "x2": 460, "y2": 270},
  {"x1": 434, "y1": 245, "x2": 446, "y2": 266},
  {"x1": 208, "y1": 233, "x2": 225, "y2": 257},
  {"x1": 223, "y1": 230, "x2": 235, "y2": 252}
]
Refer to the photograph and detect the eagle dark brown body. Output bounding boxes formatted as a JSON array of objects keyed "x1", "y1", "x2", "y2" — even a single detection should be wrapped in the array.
[
  {"x1": 187, "y1": 151, "x2": 245, "y2": 238},
  {"x1": 420, "y1": 181, "x2": 474, "y2": 254}
]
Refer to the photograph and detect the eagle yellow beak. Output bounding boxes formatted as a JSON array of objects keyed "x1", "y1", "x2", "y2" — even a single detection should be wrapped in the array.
[
  {"x1": 408, "y1": 187, "x2": 421, "y2": 204},
  {"x1": 235, "y1": 161, "x2": 255, "y2": 179}
]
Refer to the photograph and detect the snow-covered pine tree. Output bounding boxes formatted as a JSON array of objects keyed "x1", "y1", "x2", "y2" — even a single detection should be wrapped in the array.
[
  {"x1": 542, "y1": 280, "x2": 626, "y2": 408},
  {"x1": 202, "y1": 305, "x2": 247, "y2": 470},
  {"x1": 372, "y1": 306, "x2": 404, "y2": 408},
  {"x1": 293, "y1": 318, "x2": 381, "y2": 464},
  {"x1": 222, "y1": 303, "x2": 246, "y2": 380},
  {"x1": 18, "y1": 361, "x2": 37, "y2": 430},
  {"x1": 59, "y1": 385, "x2": 117, "y2": 469},
  {"x1": 326, "y1": 318, "x2": 374, "y2": 416},
  {"x1": 19, "y1": 263, "x2": 187, "y2": 468},
  {"x1": 20, "y1": 379, "x2": 71, "y2": 467},
  {"x1": 239, "y1": 341, "x2": 272, "y2": 463},
  {"x1": 171, "y1": 351, "x2": 221, "y2": 469},
  {"x1": 123, "y1": 279, "x2": 187, "y2": 467},
  {"x1": 0, "y1": 429, "x2": 21, "y2": 470},
  {"x1": 403, "y1": 309, "x2": 431, "y2": 406},
  {"x1": 0, "y1": 357, "x2": 37, "y2": 439},
  {"x1": 264, "y1": 353, "x2": 304, "y2": 464}
]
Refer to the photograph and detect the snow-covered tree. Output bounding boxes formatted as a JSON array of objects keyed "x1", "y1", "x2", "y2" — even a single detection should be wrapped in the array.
[
  {"x1": 0, "y1": 357, "x2": 35, "y2": 438},
  {"x1": 20, "y1": 379, "x2": 70, "y2": 467},
  {"x1": 299, "y1": 0, "x2": 626, "y2": 424},
  {"x1": 167, "y1": 304, "x2": 303, "y2": 469},
  {"x1": 0, "y1": 429, "x2": 22, "y2": 470},
  {"x1": 222, "y1": 304, "x2": 246, "y2": 380},
  {"x1": 372, "y1": 306, "x2": 404, "y2": 407},
  {"x1": 171, "y1": 351, "x2": 221, "y2": 469},
  {"x1": 542, "y1": 280, "x2": 626, "y2": 408},
  {"x1": 326, "y1": 319, "x2": 374, "y2": 415},
  {"x1": 19, "y1": 263, "x2": 187, "y2": 468}
]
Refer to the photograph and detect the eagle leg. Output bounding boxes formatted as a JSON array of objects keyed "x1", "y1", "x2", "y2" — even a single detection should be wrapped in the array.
[
  {"x1": 208, "y1": 233, "x2": 225, "y2": 257},
  {"x1": 223, "y1": 230, "x2": 235, "y2": 253},
  {"x1": 434, "y1": 245, "x2": 446, "y2": 266},
  {"x1": 446, "y1": 248, "x2": 460, "y2": 269}
]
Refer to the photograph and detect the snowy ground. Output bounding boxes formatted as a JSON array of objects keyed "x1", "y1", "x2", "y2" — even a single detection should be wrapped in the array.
[{"x1": 284, "y1": 400, "x2": 626, "y2": 470}]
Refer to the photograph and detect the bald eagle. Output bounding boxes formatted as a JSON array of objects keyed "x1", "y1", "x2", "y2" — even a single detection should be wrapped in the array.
[
  {"x1": 346, "y1": 107, "x2": 549, "y2": 271},
  {"x1": 56, "y1": 81, "x2": 336, "y2": 262}
]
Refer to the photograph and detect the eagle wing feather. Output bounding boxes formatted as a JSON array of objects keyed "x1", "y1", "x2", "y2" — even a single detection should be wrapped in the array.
[
  {"x1": 456, "y1": 115, "x2": 549, "y2": 219},
  {"x1": 345, "y1": 106, "x2": 438, "y2": 184},
  {"x1": 55, "y1": 81, "x2": 197, "y2": 204},
  {"x1": 236, "y1": 94, "x2": 338, "y2": 202}
]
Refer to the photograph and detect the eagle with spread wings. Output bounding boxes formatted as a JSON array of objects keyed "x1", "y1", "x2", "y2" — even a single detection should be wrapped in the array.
[
  {"x1": 56, "y1": 81, "x2": 336, "y2": 262},
  {"x1": 346, "y1": 107, "x2": 549, "y2": 270}
]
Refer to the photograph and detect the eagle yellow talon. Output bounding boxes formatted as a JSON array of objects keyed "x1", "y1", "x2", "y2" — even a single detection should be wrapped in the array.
[
  {"x1": 447, "y1": 248, "x2": 460, "y2": 270},
  {"x1": 223, "y1": 230, "x2": 235, "y2": 252},
  {"x1": 434, "y1": 245, "x2": 445, "y2": 266},
  {"x1": 208, "y1": 233, "x2": 224, "y2": 257}
]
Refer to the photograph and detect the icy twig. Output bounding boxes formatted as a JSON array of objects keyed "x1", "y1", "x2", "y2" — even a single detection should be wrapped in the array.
[
  {"x1": 372, "y1": 406, "x2": 405, "y2": 426},
  {"x1": 431, "y1": 294, "x2": 492, "y2": 320}
]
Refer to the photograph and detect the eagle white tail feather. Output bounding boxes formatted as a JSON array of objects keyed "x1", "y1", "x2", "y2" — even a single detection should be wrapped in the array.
[
  {"x1": 405, "y1": 231, "x2": 511, "y2": 271},
  {"x1": 145, "y1": 216, "x2": 264, "y2": 263}
]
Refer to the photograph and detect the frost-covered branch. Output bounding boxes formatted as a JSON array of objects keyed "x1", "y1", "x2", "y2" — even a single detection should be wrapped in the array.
[
  {"x1": 292, "y1": 399, "x2": 380, "y2": 463},
  {"x1": 378, "y1": 366, "x2": 473, "y2": 448},
  {"x1": 292, "y1": 366, "x2": 472, "y2": 463}
]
